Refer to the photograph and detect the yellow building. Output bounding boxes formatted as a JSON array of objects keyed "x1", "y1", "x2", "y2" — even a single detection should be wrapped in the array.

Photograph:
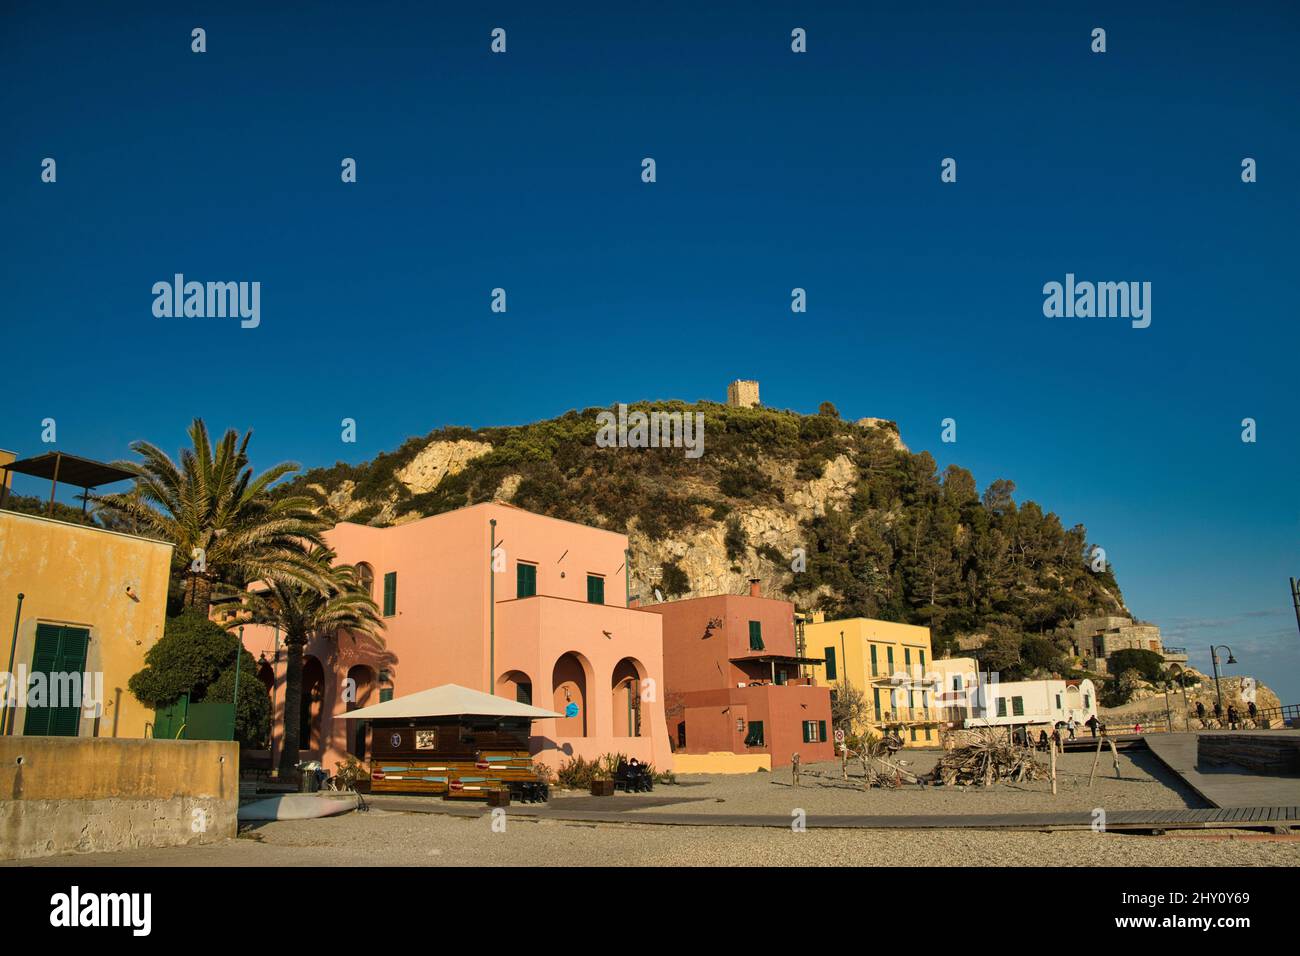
[
  {"x1": 804, "y1": 614, "x2": 942, "y2": 747},
  {"x1": 0, "y1": 507, "x2": 172, "y2": 739}
]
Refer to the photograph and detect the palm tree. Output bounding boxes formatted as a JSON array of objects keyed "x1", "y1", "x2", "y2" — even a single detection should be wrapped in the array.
[
  {"x1": 94, "y1": 419, "x2": 331, "y2": 611},
  {"x1": 235, "y1": 545, "x2": 385, "y2": 778}
]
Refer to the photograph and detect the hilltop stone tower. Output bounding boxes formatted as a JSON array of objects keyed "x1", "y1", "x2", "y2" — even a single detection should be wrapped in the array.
[{"x1": 727, "y1": 379, "x2": 760, "y2": 408}]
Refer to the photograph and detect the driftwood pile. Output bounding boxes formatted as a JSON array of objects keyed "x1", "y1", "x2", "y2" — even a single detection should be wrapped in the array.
[{"x1": 927, "y1": 731, "x2": 1046, "y2": 787}]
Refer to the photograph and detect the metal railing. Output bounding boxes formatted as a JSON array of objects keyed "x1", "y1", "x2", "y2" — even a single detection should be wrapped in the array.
[{"x1": 1254, "y1": 703, "x2": 1300, "y2": 724}]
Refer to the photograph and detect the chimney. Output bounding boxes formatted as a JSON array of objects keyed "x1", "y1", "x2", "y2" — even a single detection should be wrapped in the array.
[{"x1": 749, "y1": 579, "x2": 761, "y2": 598}]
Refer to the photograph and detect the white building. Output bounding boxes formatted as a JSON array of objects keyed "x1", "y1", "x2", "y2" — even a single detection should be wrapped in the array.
[{"x1": 964, "y1": 678, "x2": 1097, "y2": 729}]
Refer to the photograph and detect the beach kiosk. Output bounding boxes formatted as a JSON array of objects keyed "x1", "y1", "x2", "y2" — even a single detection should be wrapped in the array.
[{"x1": 337, "y1": 683, "x2": 560, "y2": 803}]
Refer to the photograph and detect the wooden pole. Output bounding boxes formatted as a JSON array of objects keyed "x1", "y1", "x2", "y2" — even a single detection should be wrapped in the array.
[
  {"x1": 1088, "y1": 734, "x2": 1104, "y2": 788},
  {"x1": 1049, "y1": 736, "x2": 1057, "y2": 795},
  {"x1": 1107, "y1": 736, "x2": 1122, "y2": 779}
]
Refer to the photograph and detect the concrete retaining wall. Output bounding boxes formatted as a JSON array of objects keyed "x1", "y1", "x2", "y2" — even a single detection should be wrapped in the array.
[
  {"x1": 1198, "y1": 732, "x2": 1300, "y2": 775},
  {"x1": 0, "y1": 737, "x2": 238, "y2": 860}
]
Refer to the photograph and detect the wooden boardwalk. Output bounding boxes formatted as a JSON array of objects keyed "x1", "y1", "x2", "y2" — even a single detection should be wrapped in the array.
[
  {"x1": 366, "y1": 796, "x2": 1300, "y2": 832},
  {"x1": 1144, "y1": 732, "x2": 1300, "y2": 809}
]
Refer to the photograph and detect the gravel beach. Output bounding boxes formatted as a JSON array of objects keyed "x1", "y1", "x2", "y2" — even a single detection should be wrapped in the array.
[
  {"x1": 19, "y1": 808, "x2": 1300, "y2": 867},
  {"x1": 16, "y1": 751, "x2": 1300, "y2": 867},
  {"x1": 627, "y1": 750, "x2": 1209, "y2": 817}
]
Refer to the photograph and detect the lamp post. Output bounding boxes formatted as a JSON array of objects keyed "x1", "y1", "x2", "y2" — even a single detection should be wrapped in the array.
[{"x1": 1209, "y1": 644, "x2": 1237, "y2": 718}]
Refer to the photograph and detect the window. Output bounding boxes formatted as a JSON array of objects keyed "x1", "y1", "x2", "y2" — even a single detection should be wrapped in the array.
[
  {"x1": 870, "y1": 644, "x2": 878, "y2": 676},
  {"x1": 515, "y1": 682, "x2": 532, "y2": 705},
  {"x1": 748, "y1": 621, "x2": 764, "y2": 651},
  {"x1": 1012, "y1": 696, "x2": 1024, "y2": 717},
  {"x1": 743, "y1": 720, "x2": 765, "y2": 747},
  {"x1": 356, "y1": 563, "x2": 375, "y2": 598},
  {"x1": 919, "y1": 649, "x2": 926, "y2": 670},
  {"x1": 925, "y1": 728, "x2": 932, "y2": 742},
  {"x1": 586, "y1": 574, "x2": 604, "y2": 604},
  {"x1": 873, "y1": 688, "x2": 882, "y2": 719},
  {"x1": 904, "y1": 648, "x2": 911, "y2": 672},
  {"x1": 775, "y1": 669, "x2": 787, "y2": 686},
  {"x1": 517, "y1": 562, "x2": 537, "y2": 598},
  {"x1": 910, "y1": 727, "x2": 918, "y2": 742},
  {"x1": 824, "y1": 647, "x2": 837, "y2": 681},
  {"x1": 996, "y1": 698, "x2": 1007, "y2": 717},
  {"x1": 1055, "y1": 693, "x2": 1062, "y2": 709},
  {"x1": 886, "y1": 646, "x2": 894, "y2": 673},
  {"x1": 379, "y1": 687, "x2": 394, "y2": 703},
  {"x1": 23, "y1": 624, "x2": 90, "y2": 737},
  {"x1": 382, "y1": 572, "x2": 397, "y2": 616},
  {"x1": 1084, "y1": 694, "x2": 1092, "y2": 709},
  {"x1": 802, "y1": 720, "x2": 827, "y2": 743}
]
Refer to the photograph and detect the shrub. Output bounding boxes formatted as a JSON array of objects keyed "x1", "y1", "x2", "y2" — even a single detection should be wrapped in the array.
[
  {"x1": 129, "y1": 611, "x2": 269, "y2": 748},
  {"x1": 1108, "y1": 648, "x2": 1165, "y2": 683},
  {"x1": 659, "y1": 561, "x2": 690, "y2": 597},
  {"x1": 724, "y1": 520, "x2": 748, "y2": 561}
]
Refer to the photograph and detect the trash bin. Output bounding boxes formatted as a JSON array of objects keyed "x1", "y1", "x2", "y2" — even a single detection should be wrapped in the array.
[{"x1": 298, "y1": 761, "x2": 322, "y2": 793}]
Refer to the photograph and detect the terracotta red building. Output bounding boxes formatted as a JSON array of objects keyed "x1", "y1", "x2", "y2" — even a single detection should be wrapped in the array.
[{"x1": 646, "y1": 583, "x2": 834, "y2": 767}]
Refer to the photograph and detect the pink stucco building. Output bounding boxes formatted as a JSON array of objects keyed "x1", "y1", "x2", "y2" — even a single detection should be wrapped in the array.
[
  {"x1": 645, "y1": 584, "x2": 835, "y2": 767},
  {"x1": 241, "y1": 503, "x2": 673, "y2": 773}
]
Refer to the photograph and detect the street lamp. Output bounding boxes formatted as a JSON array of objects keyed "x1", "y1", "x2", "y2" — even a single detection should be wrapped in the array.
[{"x1": 1209, "y1": 644, "x2": 1237, "y2": 719}]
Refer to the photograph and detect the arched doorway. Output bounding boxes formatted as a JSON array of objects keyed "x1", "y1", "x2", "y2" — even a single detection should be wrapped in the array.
[
  {"x1": 497, "y1": 670, "x2": 533, "y2": 705},
  {"x1": 346, "y1": 664, "x2": 375, "y2": 757},
  {"x1": 551, "y1": 652, "x2": 590, "y2": 737},
  {"x1": 300, "y1": 656, "x2": 325, "y2": 753},
  {"x1": 611, "y1": 657, "x2": 645, "y2": 737}
]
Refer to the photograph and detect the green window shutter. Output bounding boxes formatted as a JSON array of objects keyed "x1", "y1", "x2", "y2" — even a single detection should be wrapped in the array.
[
  {"x1": 873, "y1": 688, "x2": 882, "y2": 718},
  {"x1": 824, "y1": 647, "x2": 837, "y2": 681},
  {"x1": 748, "y1": 621, "x2": 763, "y2": 651},
  {"x1": 870, "y1": 644, "x2": 878, "y2": 676},
  {"x1": 586, "y1": 575, "x2": 604, "y2": 604},
  {"x1": 904, "y1": 648, "x2": 911, "y2": 668},
  {"x1": 919, "y1": 650, "x2": 926, "y2": 669},
  {"x1": 379, "y1": 688, "x2": 394, "y2": 703},
  {"x1": 886, "y1": 647, "x2": 894, "y2": 672},
  {"x1": 818, "y1": 720, "x2": 827, "y2": 743},
  {"x1": 517, "y1": 563, "x2": 537, "y2": 598},
  {"x1": 802, "y1": 721, "x2": 811, "y2": 743},
  {"x1": 996, "y1": 698, "x2": 1007, "y2": 717},
  {"x1": 1012, "y1": 696, "x2": 1024, "y2": 717},
  {"x1": 382, "y1": 572, "x2": 397, "y2": 616},
  {"x1": 910, "y1": 727, "x2": 918, "y2": 742}
]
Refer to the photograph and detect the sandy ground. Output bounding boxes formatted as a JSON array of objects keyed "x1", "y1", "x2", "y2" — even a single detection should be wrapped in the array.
[
  {"x1": 13, "y1": 751, "x2": 1299, "y2": 867},
  {"x1": 628, "y1": 750, "x2": 1205, "y2": 816},
  {"x1": 18, "y1": 810, "x2": 1300, "y2": 867}
]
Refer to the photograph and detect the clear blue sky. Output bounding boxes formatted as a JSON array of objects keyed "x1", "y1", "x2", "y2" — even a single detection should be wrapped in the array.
[{"x1": 3, "y1": 1, "x2": 1298, "y2": 701}]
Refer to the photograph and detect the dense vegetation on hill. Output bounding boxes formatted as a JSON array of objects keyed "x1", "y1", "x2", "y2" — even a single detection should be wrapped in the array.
[{"x1": 279, "y1": 400, "x2": 1127, "y2": 663}]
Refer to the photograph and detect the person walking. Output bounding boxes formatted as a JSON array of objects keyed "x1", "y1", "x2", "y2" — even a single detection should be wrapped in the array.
[
  {"x1": 1227, "y1": 705, "x2": 1238, "y2": 730},
  {"x1": 1067, "y1": 717, "x2": 1077, "y2": 740},
  {"x1": 1085, "y1": 714, "x2": 1099, "y2": 737},
  {"x1": 1248, "y1": 701, "x2": 1258, "y2": 721},
  {"x1": 1195, "y1": 701, "x2": 1205, "y2": 721}
]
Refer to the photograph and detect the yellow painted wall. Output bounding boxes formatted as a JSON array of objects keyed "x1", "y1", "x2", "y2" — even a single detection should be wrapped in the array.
[
  {"x1": 805, "y1": 616, "x2": 942, "y2": 747},
  {"x1": 670, "y1": 751, "x2": 772, "y2": 774},
  {"x1": 0, "y1": 510, "x2": 173, "y2": 739}
]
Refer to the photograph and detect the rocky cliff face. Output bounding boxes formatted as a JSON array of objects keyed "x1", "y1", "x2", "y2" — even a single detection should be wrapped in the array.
[{"x1": 284, "y1": 400, "x2": 1128, "y2": 653}]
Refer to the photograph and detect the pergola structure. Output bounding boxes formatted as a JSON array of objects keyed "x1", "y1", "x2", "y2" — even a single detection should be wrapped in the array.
[{"x1": 0, "y1": 451, "x2": 136, "y2": 517}]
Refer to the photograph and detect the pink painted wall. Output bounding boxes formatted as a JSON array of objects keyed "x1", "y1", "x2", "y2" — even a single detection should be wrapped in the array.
[
  {"x1": 646, "y1": 592, "x2": 834, "y2": 767},
  {"x1": 241, "y1": 503, "x2": 673, "y2": 773}
]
